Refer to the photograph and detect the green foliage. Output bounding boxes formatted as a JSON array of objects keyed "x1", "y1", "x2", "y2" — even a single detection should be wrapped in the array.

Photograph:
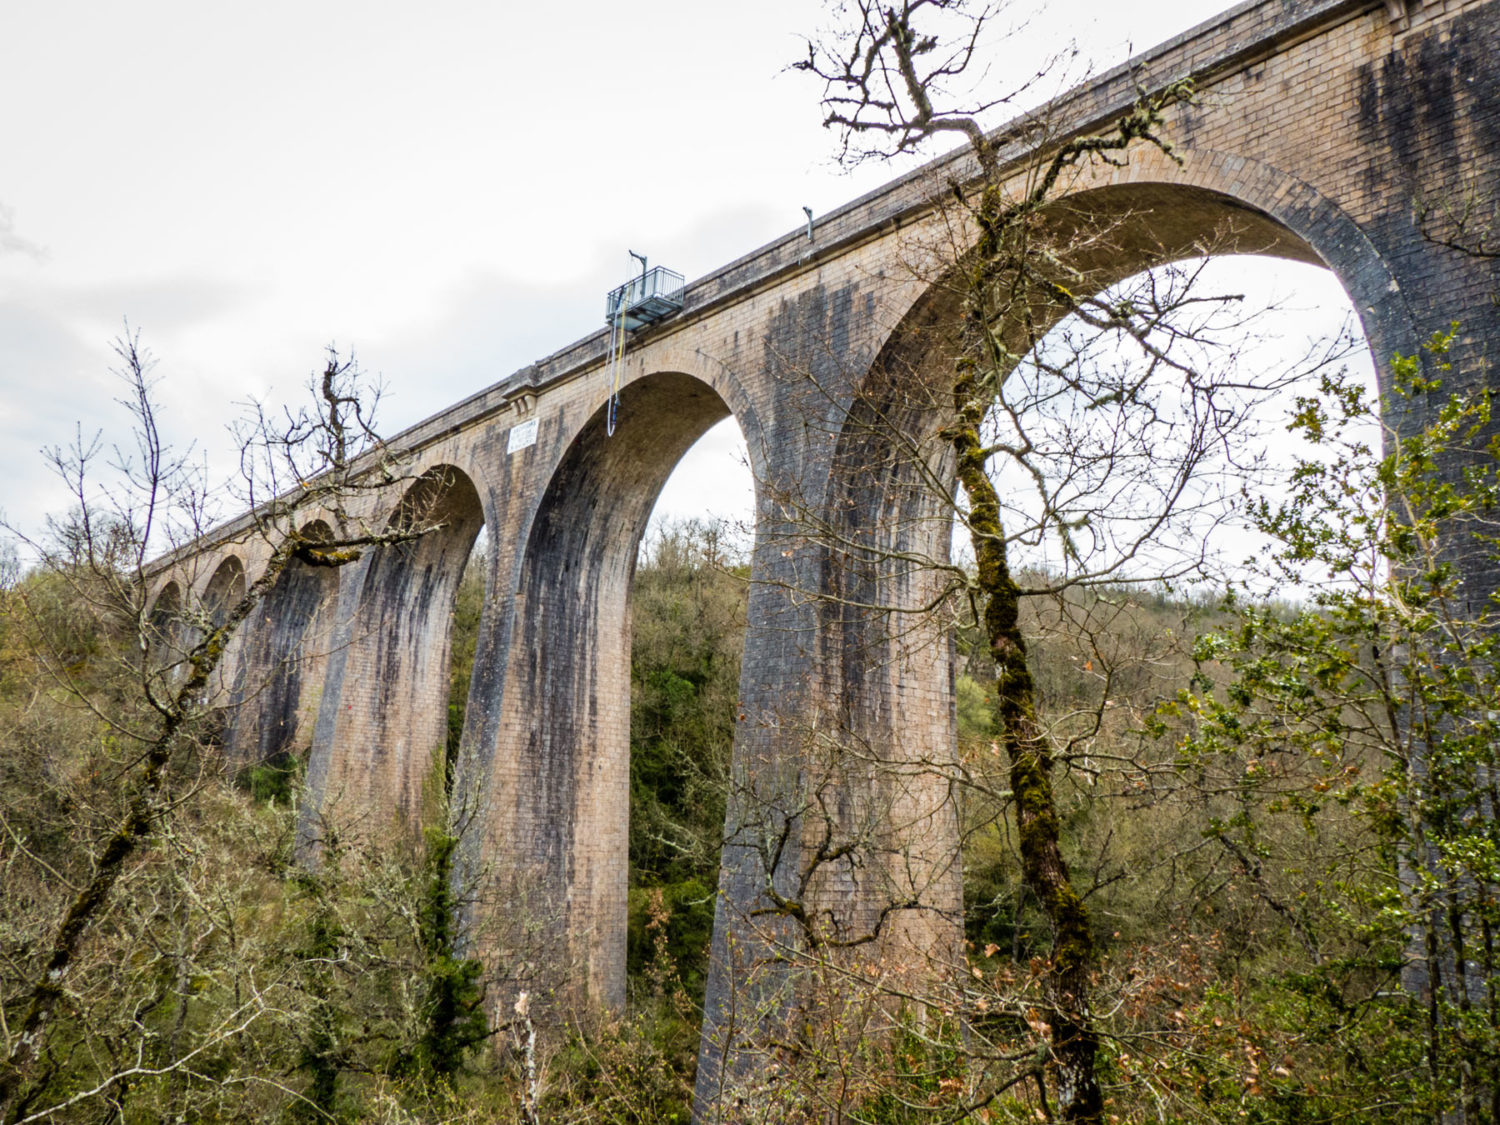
[
  {"x1": 1156, "y1": 328, "x2": 1500, "y2": 1119},
  {"x1": 406, "y1": 825, "x2": 490, "y2": 1082},
  {"x1": 242, "y1": 750, "x2": 303, "y2": 805},
  {"x1": 955, "y1": 673, "x2": 994, "y2": 743},
  {"x1": 291, "y1": 853, "x2": 348, "y2": 1123},
  {"x1": 14, "y1": 339, "x2": 1500, "y2": 1122},
  {"x1": 541, "y1": 1012, "x2": 697, "y2": 1124},
  {"x1": 445, "y1": 539, "x2": 486, "y2": 780},
  {"x1": 626, "y1": 521, "x2": 745, "y2": 993},
  {"x1": 281, "y1": 804, "x2": 497, "y2": 1120},
  {"x1": 625, "y1": 879, "x2": 715, "y2": 995}
]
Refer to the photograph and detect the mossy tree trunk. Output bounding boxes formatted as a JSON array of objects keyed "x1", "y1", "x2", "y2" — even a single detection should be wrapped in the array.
[
  {"x1": 937, "y1": 95, "x2": 1190, "y2": 1122},
  {"x1": 950, "y1": 347, "x2": 1101, "y2": 1120}
]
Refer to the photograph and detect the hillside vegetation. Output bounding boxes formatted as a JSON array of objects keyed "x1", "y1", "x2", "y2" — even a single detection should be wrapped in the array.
[{"x1": 0, "y1": 489, "x2": 1491, "y2": 1121}]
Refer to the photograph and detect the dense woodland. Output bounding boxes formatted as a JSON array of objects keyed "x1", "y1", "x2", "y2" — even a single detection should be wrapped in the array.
[{"x1": 5, "y1": 445, "x2": 1500, "y2": 1123}]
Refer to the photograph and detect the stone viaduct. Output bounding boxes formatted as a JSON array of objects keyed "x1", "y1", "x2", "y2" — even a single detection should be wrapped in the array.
[{"x1": 145, "y1": 0, "x2": 1499, "y2": 1111}]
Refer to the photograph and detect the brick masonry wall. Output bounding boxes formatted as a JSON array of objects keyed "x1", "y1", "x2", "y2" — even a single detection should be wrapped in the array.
[{"x1": 141, "y1": 0, "x2": 1500, "y2": 1109}]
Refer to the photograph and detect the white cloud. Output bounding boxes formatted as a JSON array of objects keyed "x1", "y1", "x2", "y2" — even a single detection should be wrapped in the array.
[{"x1": 0, "y1": 204, "x2": 46, "y2": 262}]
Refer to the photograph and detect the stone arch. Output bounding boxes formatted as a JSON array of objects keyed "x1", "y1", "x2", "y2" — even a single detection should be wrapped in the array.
[
  {"x1": 223, "y1": 520, "x2": 341, "y2": 767},
  {"x1": 307, "y1": 466, "x2": 486, "y2": 831},
  {"x1": 202, "y1": 555, "x2": 246, "y2": 628},
  {"x1": 827, "y1": 155, "x2": 1403, "y2": 758},
  {"x1": 146, "y1": 579, "x2": 186, "y2": 674},
  {"x1": 849, "y1": 146, "x2": 1417, "y2": 417},
  {"x1": 697, "y1": 158, "x2": 1405, "y2": 1106},
  {"x1": 147, "y1": 577, "x2": 182, "y2": 619},
  {"x1": 830, "y1": 156, "x2": 1412, "y2": 605},
  {"x1": 482, "y1": 370, "x2": 756, "y2": 1014},
  {"x1": 1015, "y1": 147, "x2": 1416, "y2": 386},
  {"x1": 199, "y1": 555, "x2": 250, "y2": 716},
  {"x1": 827, "y1": 153, "x2": 1415, "y2": 583}
]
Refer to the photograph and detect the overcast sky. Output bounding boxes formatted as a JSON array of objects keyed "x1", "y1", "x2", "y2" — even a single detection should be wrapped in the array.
[{"x1": 1, "y1": 0, "x2": 1364, "y2": 557}]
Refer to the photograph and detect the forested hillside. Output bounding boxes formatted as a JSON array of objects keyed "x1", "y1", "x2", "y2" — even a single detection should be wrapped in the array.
[
  {"x1": 0, "y1": 351, "x2": 1494, "y2": 1122},
  {"x1": 5, "y1": 391, "x2": 1499, "y2": 1122}
]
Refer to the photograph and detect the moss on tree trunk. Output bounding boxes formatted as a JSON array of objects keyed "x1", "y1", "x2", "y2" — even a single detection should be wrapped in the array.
[{"x1": 949, "y1": 350, "x2": 1102, "y2": 1123}]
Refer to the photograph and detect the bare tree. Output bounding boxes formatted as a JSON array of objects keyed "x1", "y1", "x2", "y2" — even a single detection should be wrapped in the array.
[
  {"x1": 794, "y1": 0, "x2": 1065, "y2": 172},
  {"x1": 736, "y1": 5, "x2": 1357, "y2": 1120},
  {"x1": 0, "y1": 335, "x2": 439, "y2": 1123}
]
